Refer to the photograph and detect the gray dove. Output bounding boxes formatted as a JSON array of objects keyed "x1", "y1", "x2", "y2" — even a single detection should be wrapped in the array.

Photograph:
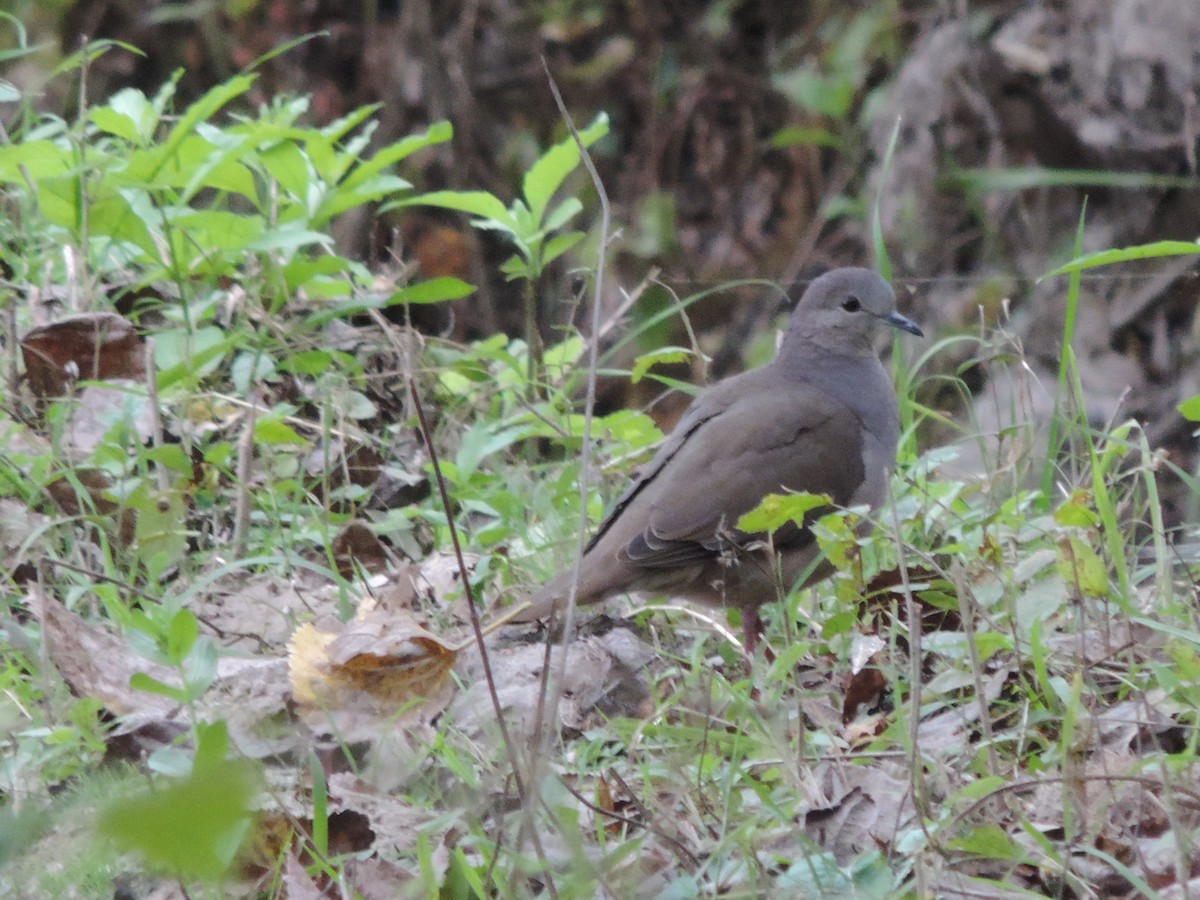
[{"x1": 519, "y1": 267, "x2": 922, "y2": 647}]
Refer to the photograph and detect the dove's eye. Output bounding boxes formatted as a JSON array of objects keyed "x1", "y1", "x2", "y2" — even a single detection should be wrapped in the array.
[{"x1": 842, "y1": 296, "x2": 861, "y2": 312}]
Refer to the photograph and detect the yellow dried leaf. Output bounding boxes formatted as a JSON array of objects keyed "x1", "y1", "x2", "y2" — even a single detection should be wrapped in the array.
[{"x1": 287, "y1": 612, "x2": 458, "y2": 714}]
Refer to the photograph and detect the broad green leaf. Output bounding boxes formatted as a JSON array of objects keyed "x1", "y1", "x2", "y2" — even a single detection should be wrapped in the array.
[
  {"x1": 129, "y1": 672, "x2": 188, "y2": 703},
  {"x1": 155, "y1": 327, "x2": 231, "y2": 388},
  {"x1": 540, "y1": 230, "x2": 584, "y2": 268},
  {"x1": 136, "y1": 494, "x2": 189, "y2": 585},
  {"x1": 90, "y1": 104, "x2": 145, "y2": 144},
  {"x1": 280, "y1": 349, "x2": 334, "y2": 376},
  {"x1": 231, "y1": 351, "x2": 277, "y2": 394},
  {"x1": 522, "y1": 113, "x2": 609, "y2": 222},
  {"x1": 282, "y1": 254, "x2": 356, "y2": 292},
  {"x1": 392, "y1": 189, "x2": 516, "y2": 231},
  {"x1": 168, "y1": 209, "x2": 264, "y2": 252},
  {"x1": 0, "y1": 141, "x2": 72, "y2": 182},
  {"x1": 313, "y1": 174, "x2": 413, "y2": 224},
  {"x1": 386, "y1": 276, "x2": 476, "y2": 305},
  {"x1": 1053, "y1": 491, "x2": 1100, "y2": 527},
  {"x1": 155, "y1": 76, "x2": 255, "y2": 178},
  {"x1": 948, "y1": 824, "x2": 1026, "y2": 861},
  {"x1": 1055, "y1": 535, "x2": 1108, "y2": 597},
  {"x1": 737, "y1": 492, "x2": 830, "y2": 533},
  {"x1": 542, "y1": 196, "x2": 583, "y2": 234},
  {"x1": 192, "y1": 721, "x2": 230, "y2": 775},
  {"x1": 255, "y1": 417, "x2": 305, "y2": 446},
  {"x1": 99, "y1": 759, "x2": 260, "y2": 880},
  {"x1": 246, "y1": 222, "x2": 331, "y2": 254},
  {"x1": 90, "y1": 87, "x2": 158, "y2": 143},
  {"x1": 166, "y1": 609, "x2": 198, "y2": 664},
  {"x1": 36, "y1": 178, "x2": 158, "y2": 257},
  {"x1": 184, "y1": 638, "x2": 218, "y2": 697},
  {"x1": 259, "y1": 140, "x2": 311, "y2": 199},
  {"x1": 123, "y1": 135, "x2": 258, "y2": 200},
  {"x1": 768, "y1": 125, "x2": 838, "y2": 148},
  {"x1": 339, "y1": 120, "x2": 453, "y2": 191}
]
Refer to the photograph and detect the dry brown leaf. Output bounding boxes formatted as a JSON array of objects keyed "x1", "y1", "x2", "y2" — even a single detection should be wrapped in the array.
[
  {"x1": 281, "y1": 850, "x2": 325, "y2": 900},
  {"x1": 44, "y1": 467, "x2": 121, "y2": 516},
  {"x1": 63, "y1": 382, "x2": 156, "y2": 454},
  {"x1": 28, "y1": 589, "x2": 178, "y2": 718},
  {"x1": 800, "y1": 761, "x2": 916, "y2": 864},
  {"x1": 842, "y1": 666, "x2": 887, "y2": 723},
  {"x1": 288, "y1": 610, "x2": 458, "y2": 717},
  {"x1": 330, "y1": 520, "x2": 391, "y2": 578},
  {"x1": 20, "y1": 311, "x2": 144, "y2": 398},
  {"x1": 342, "y1": 857, "x2": 420, "y2": 900},
  {"x1": 450, "y1": 627, "x2": 653, "y2": 739}
]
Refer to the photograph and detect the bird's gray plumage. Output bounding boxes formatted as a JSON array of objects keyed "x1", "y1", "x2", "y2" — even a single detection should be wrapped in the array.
[{"x1": 518, "y1": 267, "x2": 922, "y2": 627}]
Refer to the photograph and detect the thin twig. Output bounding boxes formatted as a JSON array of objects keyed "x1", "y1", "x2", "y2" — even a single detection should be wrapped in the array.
[
  {"x1": 407, "y1": 379, "x2": 555, "y2": 897},
  {"x1": 531, "y1": 59, "x2": 611, "y2": 760},
  {"x1": 231, "y1": 397, "x2": 257, "y2": 556},
  {"x1": 555, "y1": 770, "x2": 701, "y2": 869},
  {"x1": 144, "y1": 337, "x2": 169, "y2": 495}
]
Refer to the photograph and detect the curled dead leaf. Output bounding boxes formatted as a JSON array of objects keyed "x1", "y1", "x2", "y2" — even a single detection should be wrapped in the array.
[
  {"x1": 288, "y1": 610, "x2": 458, "y2": 717},
  {"x1": 331, "y1": 520, "x2": 391, "y2": 578},
  {"x1": 21, "y1": 312, "x2": 144, "y2": 399}
]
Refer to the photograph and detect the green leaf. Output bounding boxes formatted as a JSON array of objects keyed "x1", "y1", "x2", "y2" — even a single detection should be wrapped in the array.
[
  {"x1": 184, "y1": 638, "x2": 218, "y2": 697},
  {"x1": 122, "y1": 134, "x2": 258, "y2": 200},
  {"x1": 88, "y1": 104, "x2": 146, "y2": 146},
  {"x1": 259, "y1": 140, "x2": 311, "y2": 199},
  {"x1": 155, "y1": 75, "x2": 256, "y2": 179},
  {"x1": 129, "y1": 672, "x2": 188, "y2": 704},
  {"x1": 280, "y1": 349, "x2": 334, "y2": 376},
  {"x1": 951, "y1": 167, "x2": 1199, "y2": 193},
  {"x1": 768, "y1": 125, "x2": 838, "y2": 149},
  {"x1": 522, "y1": 112, "x2": 609, "y2": 222},
  {"x1": 948, "y1": 824, "x2": 1026, "y2": 861},
  {"x1": 631, "y1": 346, "x2": 691, "y2": 383},
  {"x1": 1055, "y1": 536, "x2": 1108, "y2": 597},
  {"x1": 541, "y1": 197, "x2": 583, "y2": 235},
  {"x1": 499, "y1": 253, "x2": 530, "y2": 281},
  {"x1": 0, "y1": 140, "x2": 74, "y2": 182},
  {"x1": 155, "y1": 327, "x2": 231, "y2": 388},
  {"x1": 192, "y1": 721, "x2": 231, "y2": 775},
  {"x1": 231, "y1": 351, "x2": 277, "y2": 394},
  {"x1": 386, "y1": 276, "x2": 476, "y2": 305},
  {"x1": 169, "y1": 209, "x2": 264, "y2": 252},
  {"x1": 392, "y1": 189, "x2": 515, "y2": 231},
  {"x1": 166, "y1": 609, "x2": 199, "y2": 665},
  {"x1": 99, "y1": 759, "x2": 260, "y2": 880},
  {"x1": 34, "y1": 178, "x2": 158, "y2": 257},
  {"x1": 1177, "y1": 395, "x2": 1200, "y2": 422},
  {"x1": 541, "y1": 230, "x2": 584, "y2": 268},
  {"x1": 339, "y1": 120, "x2": 452, "y2": 191},
  {"x1": 254, "y1": 417, "x2": 305, "y2": 446},
  {"x1": 1053, "y1": 492, "x2": 1100, "y2": 528},
  {"x1": 1046, "y1": 240, "x2": 1200, "y2": 277},
  {"x1": 737, "y1": 492, "x2": 830, "y2": 533},
  {"x1": 246, "y1": 222, "x2": 331, "y2": 254}
]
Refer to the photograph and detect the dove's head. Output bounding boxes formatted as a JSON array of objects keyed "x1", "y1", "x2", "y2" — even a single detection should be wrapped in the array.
[{"x1": 783, "y1": 267, "x2": 922, "y2": 357}]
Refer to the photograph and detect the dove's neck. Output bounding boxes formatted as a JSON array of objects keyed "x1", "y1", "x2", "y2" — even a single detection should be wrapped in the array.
[{"x1": 777, "y1": 344, "x2": 900, "y2": 443}]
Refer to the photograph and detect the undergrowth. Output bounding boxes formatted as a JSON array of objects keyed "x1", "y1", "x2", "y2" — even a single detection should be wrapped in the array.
[{"x1": 0, "y1": 33, "x2": 1199, "y2": 900}]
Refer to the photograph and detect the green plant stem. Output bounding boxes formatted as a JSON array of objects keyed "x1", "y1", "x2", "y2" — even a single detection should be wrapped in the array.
[{"x1": 524, "y1": 279, "x2": 543, "y2": 402}]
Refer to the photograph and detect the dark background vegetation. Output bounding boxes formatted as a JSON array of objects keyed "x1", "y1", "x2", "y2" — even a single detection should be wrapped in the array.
[
  {"x1": 5, "y1": 2, "x2": 1200, "y2": 896},
  {"x1": 13, "y1": 0, "x2": 1198, "y2": 520}
]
